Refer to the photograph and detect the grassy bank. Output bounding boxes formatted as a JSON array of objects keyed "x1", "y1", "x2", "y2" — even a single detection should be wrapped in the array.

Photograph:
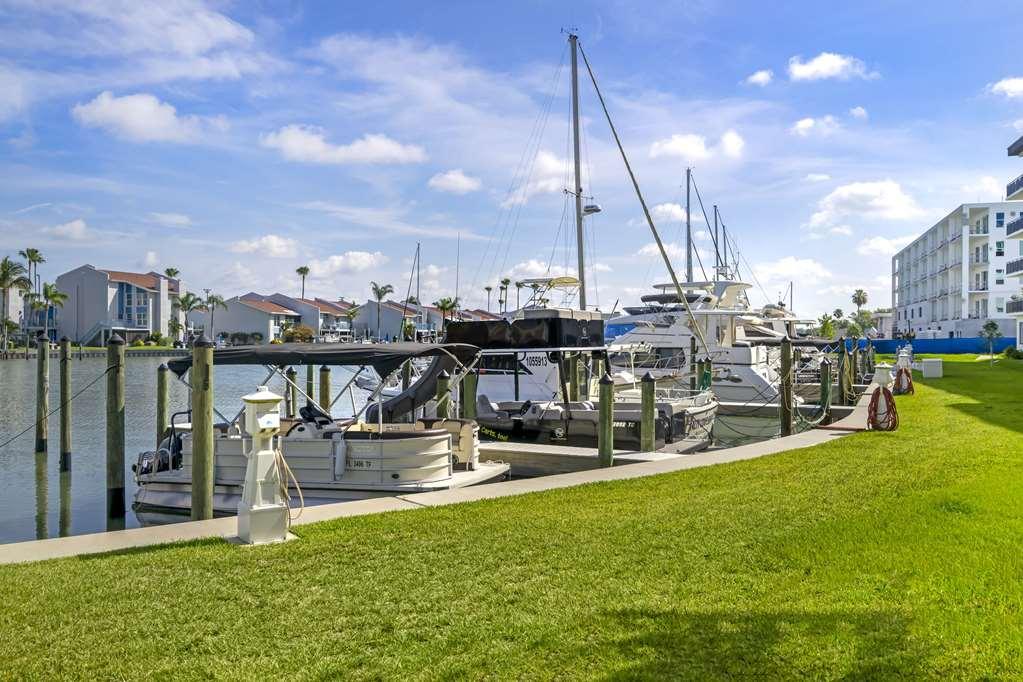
[{"x1": 1, "y1": 356, "x2": 1021, "y2": 678}]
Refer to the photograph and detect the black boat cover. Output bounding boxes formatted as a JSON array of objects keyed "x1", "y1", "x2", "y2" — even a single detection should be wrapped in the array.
[{"x1": 167, "y1": 342, "x2": 480, "y2": 377}]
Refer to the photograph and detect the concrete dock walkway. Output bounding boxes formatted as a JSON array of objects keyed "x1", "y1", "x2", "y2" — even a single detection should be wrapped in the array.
[{"x1": 0, "y1": 390, "x2": 872, "y2": 565}]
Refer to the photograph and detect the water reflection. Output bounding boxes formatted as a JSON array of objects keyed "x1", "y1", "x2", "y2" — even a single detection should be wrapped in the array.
[
  {"x1": 0, "y1": 356, "x2": 364, "y2": 544},
  {"x1": 34, "y1": 451, "x2": 47, "y2": 540}
]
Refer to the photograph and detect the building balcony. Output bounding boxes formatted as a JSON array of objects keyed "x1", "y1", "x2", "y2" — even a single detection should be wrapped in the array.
[
  {"x1": 969, "y1": 286, "x2": 989, "y2": 293},
  {"x1": 1007, "y1": 257, "x2": 1023, "y2": 277},
  {"x1": 1008, "y1": 172, "x2": 1023, "y2": 200},
  {"x1": 969, "y1": 226, "x2": 989, "y2": 237},
  {"x1": 1007, "y1": 298, "x2": 1023, "y2": 315},
  {"x1": 1007, "y1": 215, "x2": 1023, "y2": 238},
  {"x1": 970, "y1": 254, "x2": 989, "y2": 266}
]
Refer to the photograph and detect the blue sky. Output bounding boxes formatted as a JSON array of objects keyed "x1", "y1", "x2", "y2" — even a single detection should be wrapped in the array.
[{"x1": 2, "y1": 0, "x2": 1023, "y2": 317}]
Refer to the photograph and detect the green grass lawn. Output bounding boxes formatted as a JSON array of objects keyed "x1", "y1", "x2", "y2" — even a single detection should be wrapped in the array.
[{"x1": 2, "y1": 356, "x2": 1022, "y2": 679}]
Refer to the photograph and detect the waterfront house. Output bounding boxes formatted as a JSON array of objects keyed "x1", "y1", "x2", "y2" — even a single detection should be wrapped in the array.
[
  {"x1": 54, "y1": 265, "x2": 183, "y2": 345},
  {"x1": 263, "y1": 294, "x2": 354, "y2": 342},
  {"x1": 190, "y1": 293, "x2": 301, "y2": 343}
]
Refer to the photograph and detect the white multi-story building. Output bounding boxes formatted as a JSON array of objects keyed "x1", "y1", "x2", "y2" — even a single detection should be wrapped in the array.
[
  {"x1": 55, "y1": 265, "x2": 184, "y2": 345},
  {"x1": 892, "y1": 200, "x2": 1023, "y2": 338},
  {"x1": 1003, "y1": 134, "x2": 1023, "y2": 345}
]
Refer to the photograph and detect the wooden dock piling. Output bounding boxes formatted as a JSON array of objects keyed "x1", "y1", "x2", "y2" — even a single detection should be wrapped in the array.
[
  {"x1": 105, "y1": 334, "x2": 126, "y2": 518},
  {"x1": 436, "y1": 369, "x2": 450, "y2": 419},
  {"x1": 190, "y1": 335, "x2": 215, "y2": 521},
  {"x1": 319, "y1": 365, "x2": 331, "y2": 412},
  {"x1": 598, "y1": 373, "x2": 614, "y2": 467},
  {"x1": 305, "y1": 365, "x2": 314, "y2": 407},
  {"x1": 59, "y1": 337, "x2": 71, "y2": 465},
  {"x1": 461, "y1": 370, "x2": 478, "y2": 420},
  {"x1": 836, "y1": 337, "x2": 847, "y2": 407},
  {"x1": 568, "y1": 353, "x2": 580, "y2": 402},
  {"x1": 780, "y1": 336, "x2": 793, "y2": 437},
  {"x1": 689, "y1": 337, "x2": 697, "y2": 392},
  {"x1": 285, "y1": 367, "x2": 297, "y2": 418},
  {"x1": 35, "y1": 333, "x2": 48, "y2": 454},
  {"x1": 640, "y1": 371, "x2": 656, "y2": 452},
  {"x1": 156, "y1": 363, "x2": 169, "y2": 450}
]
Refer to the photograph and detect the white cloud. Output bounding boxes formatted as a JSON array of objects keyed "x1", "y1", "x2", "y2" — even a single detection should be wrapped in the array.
[
  {"x1": 42, "y1": 218, "x2": 91, "y2": 241},
  {"x1": 829, "y1": 225, "x2": 853, "y2": 236},
  {"x1": 428, "y1": 169, "x2": 481, "y2": 194},
  {"x1": 788, "y1": 52, "x2": 874, "y2": 81},
  {"x1": 71, "y1": 91, "x2": 220, "y2": 143},
  {"x1": 961, "y1": 176, "x2": 1003, "y2": 199},
  {"x1": 754, "y1": 256, "x2": 832, "y2": 286},
  {"x1": 809, "y1": 180, "x2": 924, "y2": 229},
  {"x1": 650, "y1": 133, "x2": 711, "y2": 161},
  {"x1": 805, "y1": 173, "x2": 831, "y2": 182},
  {"x1": 990, "y1": 77, "x2": 1023, "y2": 99},
  {"x1": 501, "y1": 150, "x2": 569, "y2": 207},
  {"x1": 229, "y1": 234, "x2": 298, "y2": 258},
  {"x1": 143, "y1": 250, "x2": 159, "y2": 267},
  {"x1": 790, "y1": 115, "x2": 840, "y2": 137},
  {"x1": 694, "y1": 229, "x2": 710, "y2": 241},
  {"x1": 1014, "y1": 119, "x2": 1023, "y2": 132},
  {"x1": 149, "y1": 212, "x2": 192, "y2": 228},
  {"x1": 507, "y1": 259, "x2": 574, "y2": 280},
  {"x1": 260, "y1": 125, "x2": 426, "y2": 165},
  {"x1": 592, "y1": 263, "x2": 613, "y2": 273},
  {"x1": 300, "y1": 200, "x2": 473, "y2": 240},
  {"x1": 637, "y1": 242, "x2": 685, "y2": 260},
  {"x1": 856, "y1": 235, "x2": 914, "y2": 256},
  {"x1": 649, "y1": 129, "x2": 745, "y2": 161},
  {"x1": 849, "y1": 106, "x2": 869, "y2": 119},
  {"x1": 646, "y1": 203, "x2": 705, "y2": 226},
  {"x1": 719, "y1": 129, "x2": 745, "y2": 158},
  {"x1": 744, "y1": 69, "x2": 773, "y2": 87},
  {"x1": 310, "y1": 251, "x2": 388, "y2": 276}
]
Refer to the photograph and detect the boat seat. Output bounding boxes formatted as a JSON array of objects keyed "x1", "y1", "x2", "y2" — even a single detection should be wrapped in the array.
[{"x1": 476, "y1": 394, "x2": 509, "y2": 420}]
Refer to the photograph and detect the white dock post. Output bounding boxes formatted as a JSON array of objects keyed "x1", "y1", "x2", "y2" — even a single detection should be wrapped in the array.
[{"x1": 238, "y1": 386, "x2": 289, "y2": 545}]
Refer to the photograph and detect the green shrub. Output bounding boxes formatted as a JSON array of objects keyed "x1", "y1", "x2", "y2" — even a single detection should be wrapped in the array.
[
  {"x1": 1003, "y1": 346, "x2": 1023, "y2": 360},
  {"x1": 130, "y1": 338, "x2": 145, "y2": 347},
  {"x1": 282, "y1": 324, "x2": 314, "y2": 343}
]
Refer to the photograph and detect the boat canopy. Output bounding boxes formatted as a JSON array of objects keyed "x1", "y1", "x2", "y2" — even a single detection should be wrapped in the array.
[{"x1": 167, "y1": 342, "x2": 480, "y2": 377}]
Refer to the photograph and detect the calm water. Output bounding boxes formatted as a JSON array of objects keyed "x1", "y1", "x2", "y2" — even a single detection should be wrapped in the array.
[{"x1": 0, "y1": 356, "x2": 364, "y2": 544}]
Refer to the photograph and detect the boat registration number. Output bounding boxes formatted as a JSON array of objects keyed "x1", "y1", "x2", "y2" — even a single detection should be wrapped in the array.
[{"x1": 347, "y1": 459, "x2": 376, "y2": 469}]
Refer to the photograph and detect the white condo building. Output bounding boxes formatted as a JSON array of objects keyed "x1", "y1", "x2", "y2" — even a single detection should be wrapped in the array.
[
  {"x1": 892, "y1": 200, "x2": 1023, "y2": 338},
  {"x1": 1004, "y1": 134, "x2": 1023, "y2": 345}
]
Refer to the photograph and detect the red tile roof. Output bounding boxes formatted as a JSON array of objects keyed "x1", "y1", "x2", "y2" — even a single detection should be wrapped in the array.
[
  {"x1": 311, "y1": 298, "x2": 353, "y2": 315},
  {"x1": 100, "y1": 269, "x2": 180, "y2": 294},
  {"x1": 239, "y1": 298, "x2": 300, "y2": 315}
]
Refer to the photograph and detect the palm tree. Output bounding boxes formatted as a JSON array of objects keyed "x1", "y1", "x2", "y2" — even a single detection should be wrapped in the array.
[
  {"x1": 851, "y1": 289, "x2": 868, "y2": 313},
  {"x1": 499, "y1": 277, "x2": 511, "y2": 313},
  {"x1": 832, "y1": 308, "x2": 844, "y2": 320},
  {"x1": 296, "y1": 265, "x2": 310, "y2": 299},
  {"x1": 18, "y1": 248, "x2": 44, "y2": 295},
  {"x1": 167, "y1": 318, "x2": 183, "y2": 344},
  {"x1": 370, "y1": 281, "x2": 394, "y2": 341},
  {"x1": 484, "y1": 286, "x2": 493, "y2": 312},
  {"x1": 0, "y1": 256, "x2": 31, "y2": 353},
  {"x1": 433, "y1": 296, "x2": 459, "y2": 323},
  {"x1": 204, "y1": 293, "x2": 228, "y2": 341},
  {"x1": 164, "y1": 267, "x2": 180, "y2": 279},
  {"x1": 38, "y1": 282, "x2": 67, "y2": 341},
  {"x1": 173, "y1": 291, "x2": 204, "y2": 341}
]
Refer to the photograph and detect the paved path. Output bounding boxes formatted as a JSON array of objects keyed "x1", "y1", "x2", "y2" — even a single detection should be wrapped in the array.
[{"x1": 0, "y1": 390, "x2": 872, "y2": 565}]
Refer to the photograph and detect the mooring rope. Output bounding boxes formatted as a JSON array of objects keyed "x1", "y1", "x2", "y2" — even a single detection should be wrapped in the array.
[{"x1": 0, "y1": 364, "x2": 116, "y2": 452}]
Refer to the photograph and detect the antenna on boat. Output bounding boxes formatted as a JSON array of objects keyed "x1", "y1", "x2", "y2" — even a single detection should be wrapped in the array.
[{"x1": 568, "y1": 32, "x2": 586, "y2": 311}]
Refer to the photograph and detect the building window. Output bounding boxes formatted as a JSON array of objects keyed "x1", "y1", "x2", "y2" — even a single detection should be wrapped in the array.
[
  {"x1": 984, "y1": 215, "x2": 990, "y2": 230},
  {"x1": 996, "y1": 241, "x2": 1005, "y2": 257},
  {"x1": 996, "y1": 269, "x2": 1004, "y2": 286},
  {"x1": 997, "y1": 212, "x2": 1005, "y2": 228},
  {"x1": 996, "y1": 297, "x2": 1005, "y2": 313}
]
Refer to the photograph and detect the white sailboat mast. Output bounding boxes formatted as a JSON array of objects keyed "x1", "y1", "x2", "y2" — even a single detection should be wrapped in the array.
[{"x1": 569, "y1": 33, "x2": 586, "y2": 311}]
